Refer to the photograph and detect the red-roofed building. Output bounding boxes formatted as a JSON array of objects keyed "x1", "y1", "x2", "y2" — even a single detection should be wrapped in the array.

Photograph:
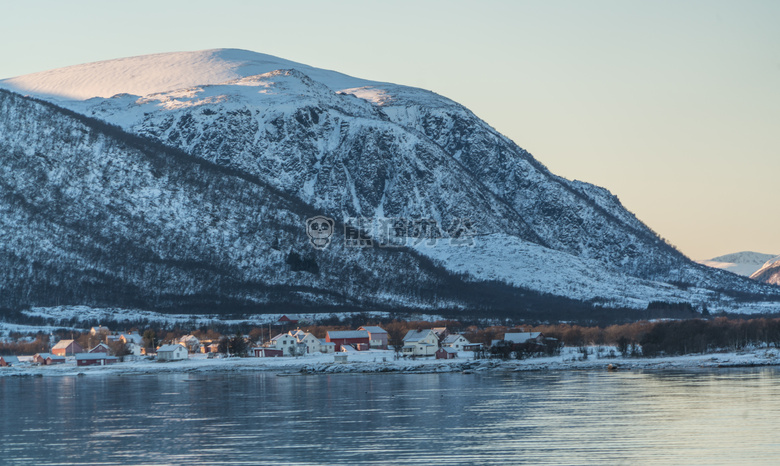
[
  {"x1": 277, "y1": 315, "x2": 300, "y2": 326},
  {"x1": 33, "y1": 353, "x2": 65, "y2": 365},
  {"x1": 51, "y1": 340, "x2": 83, "y2": 357},
  {"x1": 0, "y1": 355, "x2": 19, "y2": 367},
  {"x1": 88, "y1": 343, "x2": 110, "y2": 354},
  {"x1": 326, "y1": 330, "x2": 370, "y2": 352},
  {"x1": 76, "y1": 353, "x2": 119, "y2": 366}
]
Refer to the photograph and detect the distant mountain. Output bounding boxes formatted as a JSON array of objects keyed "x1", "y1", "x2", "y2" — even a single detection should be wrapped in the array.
[
  {"x1": 750, "y1": 257, "x2": 780, "y2": 286},
  {"x1": 698, "y1": 251, "x2": 778, "y2": 277},
  {"x1": 2, "y1": 49, "x2": 779, "y2": 317}
]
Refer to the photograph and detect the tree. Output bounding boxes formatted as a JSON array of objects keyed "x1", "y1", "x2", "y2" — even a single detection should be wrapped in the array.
[
  {"x1": 617, "y1": 336, "x2": 630, "y2": 357},
  {"x1": 227, "y1": 333, "x2": 247, "y2": 357},
  {"x1": 143, "y1": 330, "x2": 156, "y2": 352},
  {"x1": 107, "y1": 340, "x2": 131, "y2": 362},
  {"x1": 386, "y1": 326, "x2": 406, "y2": 360},
  {"x1": 217, "y1": 337, "x2": 230, "y2": 355}
]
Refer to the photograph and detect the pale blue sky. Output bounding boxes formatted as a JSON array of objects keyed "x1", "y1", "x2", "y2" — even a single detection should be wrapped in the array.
[{"x1": 2, "y1": 0, "x2": 778, "y2": 260}]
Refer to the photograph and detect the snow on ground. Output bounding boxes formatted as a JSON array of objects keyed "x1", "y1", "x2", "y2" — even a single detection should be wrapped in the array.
[
  {"x1": 3, "y1": 347, "x2": 780, "y2": 379},
  {"x1": 412, "y1": 233, "x2": 717, "y2": 309}
]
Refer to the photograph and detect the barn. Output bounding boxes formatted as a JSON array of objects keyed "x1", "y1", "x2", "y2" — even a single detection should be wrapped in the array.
[
  {"x1": 51, "y1": 340, "x2": 84, "y2": 357},
  {"x1": 326, "y1": 330, "x2": 370, "y2": 352}
]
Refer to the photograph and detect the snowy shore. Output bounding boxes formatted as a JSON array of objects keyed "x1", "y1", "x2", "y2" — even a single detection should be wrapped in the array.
[{"x1": 3, "y1": 347, "x2": 780, "y2": 378}]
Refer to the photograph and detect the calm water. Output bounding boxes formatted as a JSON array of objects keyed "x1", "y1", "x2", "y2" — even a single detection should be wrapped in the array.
[{"x1": 1, "y1": 368, "x2": 780, "y2": 465}]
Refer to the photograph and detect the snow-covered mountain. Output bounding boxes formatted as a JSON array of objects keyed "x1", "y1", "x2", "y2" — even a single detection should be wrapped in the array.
[
  {"x1": 750, "y1": 256, "x2": 780, "y2": 286},
  {"x1": 698, "y1": 251, "x2": 778, "y2": 277},
  {"x1": 2, "y1": 49, "x2": 779, "y2": 316}
]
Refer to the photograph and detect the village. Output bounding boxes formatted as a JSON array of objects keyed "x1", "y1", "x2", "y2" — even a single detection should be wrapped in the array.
[{"x1": 0, "y1": 314, "x2": 564, "y2": 372}]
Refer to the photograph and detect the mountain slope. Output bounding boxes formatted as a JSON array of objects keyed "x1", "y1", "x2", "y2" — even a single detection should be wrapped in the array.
[
  {"x1": 2, "y1": 49, "x2": 779, "y2": 314},
  {"x1": 0, "y1": 88, "x2": 500, "y2": 313},
  {"x1": 750, "y1": 256, "x2": 780, "y2": 286}
]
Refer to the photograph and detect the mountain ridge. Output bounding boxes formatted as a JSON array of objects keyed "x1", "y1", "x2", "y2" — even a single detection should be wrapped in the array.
[{"x1": 698, "y1": 251, "x2": 778, "y2": 277}]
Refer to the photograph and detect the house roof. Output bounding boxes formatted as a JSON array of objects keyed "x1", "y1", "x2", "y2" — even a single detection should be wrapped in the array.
[
  {"x1": 503, "y1": 332, "x2": 541, "y2": 344},
  {"x1": 75, "y1": 353, "x2": 118, "y2": 361},
  {"x1": 358, "y1": 326, "x2": 387, "y2": 334},
  {"x1": 443, "y1": 334, "x2": 469, "y2": 344},
  {"x1": 35, "y1": 353, "x2": 64, "y2": 360},
  {"x1": 120, "y1": 333, "x2": 143, "y2": 344},
  {"x1": 52, "y1": 339, "x2": 78, "y2": 350},
  {"x1": 319, "y1": 340, "x2": 335, "y2": 346},
  {"x1": 271, "y1": 333, "x2": 295, "y2": 342},
  {"x1": 403, "y1": 329, "x2": 435, "y2": 342},
  {"x1": 278, "y1": 314, "x2": 301, "y2": 322},
  {"x1": 438, "y1": 347, "x2": 458, "y2": 354},
  {"x1": 157, "y1": 344, "x2": 186, "y2": 352},
  {"x1": 180, "y1": 335, "x2": 200, "y2": 343},
  {"x1": 1, "y1": 355, "x2": 19, "y2": 363},
  {"x1": 88, "y1": 343, "x2": 109, "y2": 352},
  {"x1": 328, "y1": 330, "x2": 369, "y2": 339}
]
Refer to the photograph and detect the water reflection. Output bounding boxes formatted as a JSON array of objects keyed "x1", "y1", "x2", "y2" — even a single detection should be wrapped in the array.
[{"x1": 1, "y1": 369, "x2": 779, "y2": 465}]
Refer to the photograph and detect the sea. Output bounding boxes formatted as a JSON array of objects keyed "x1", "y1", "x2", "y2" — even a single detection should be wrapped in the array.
[{"x1": 1, "y1": 368, "x2": 779, "y2": 465}]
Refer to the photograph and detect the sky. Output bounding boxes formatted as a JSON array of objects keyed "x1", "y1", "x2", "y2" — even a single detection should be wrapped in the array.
[{"x1": 1, "y1": 0, "x2": 778, "y2": 260}]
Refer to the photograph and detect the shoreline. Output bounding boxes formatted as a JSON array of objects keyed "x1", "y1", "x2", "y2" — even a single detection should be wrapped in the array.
[{"x1": 3, "y1": 347, "x2": 780, "y2": 378}]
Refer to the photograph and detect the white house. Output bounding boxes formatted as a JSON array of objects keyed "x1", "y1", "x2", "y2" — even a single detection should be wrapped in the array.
[
  {"x1": 358, "y1": 326, "x2": 388, "y2": 349},
  {"x1": 90, "y1": 325, "x2": 110, "y2": 336},
  {"x1": 126, "y1": 342, "x2": 143, "y2": 357},
  {"x1": 402, "y1": 329, "x2": 439, "y2": 356},
  {"x1": 442, "y1": 334, "x2": 471, "y2": 351},
  {"x1": 120, "y1": 333, "x2": 143, "y2": 345},
  {"x1": 293, "y1": 332, "x2": 323, "y2": 354},
  {"x1": 157, "y1": 344, "x2": 188, "y2": 361},
  {"x1": 493, "y1": 332, "x2": 544, "y2": 347},
  {"x1": 267, "y1": 333, "x2": 301, "y2": 356},
  {"x1": 179, "y1": 335, "x2": 201, "y2": 353},
  {"x1": 319, "y1": 340, "x2": 336, "y2": 354}
]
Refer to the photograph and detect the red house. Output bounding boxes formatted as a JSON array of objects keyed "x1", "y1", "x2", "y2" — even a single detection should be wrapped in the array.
[
  {"x1": 33, "y1": 353, "x2": 65, "y2": 365},
  {"x1": 326, "y1": 330, "x2": 370, "y2": 352},
  {"x1": 0, "y1": 355, "x2": 19, "y2": 367},
  {"x1": 88, "y1": 343, "x2": 110, "y2": 354},
  {"x1": 51, "y1": 340, "x2": 84, "y2": 357},
  {"x1": 435, "y1": 348, "x2": 457, "y2": 359},
  {"x1": 252, "y1": 347, "x2": 283, "y2": 357},
  {"x1": 75, "y1": 353, "x2": 118, "y2": 366},
  {"x1": 277, "y1": 315, "x2": 300, "y2": 326}
]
